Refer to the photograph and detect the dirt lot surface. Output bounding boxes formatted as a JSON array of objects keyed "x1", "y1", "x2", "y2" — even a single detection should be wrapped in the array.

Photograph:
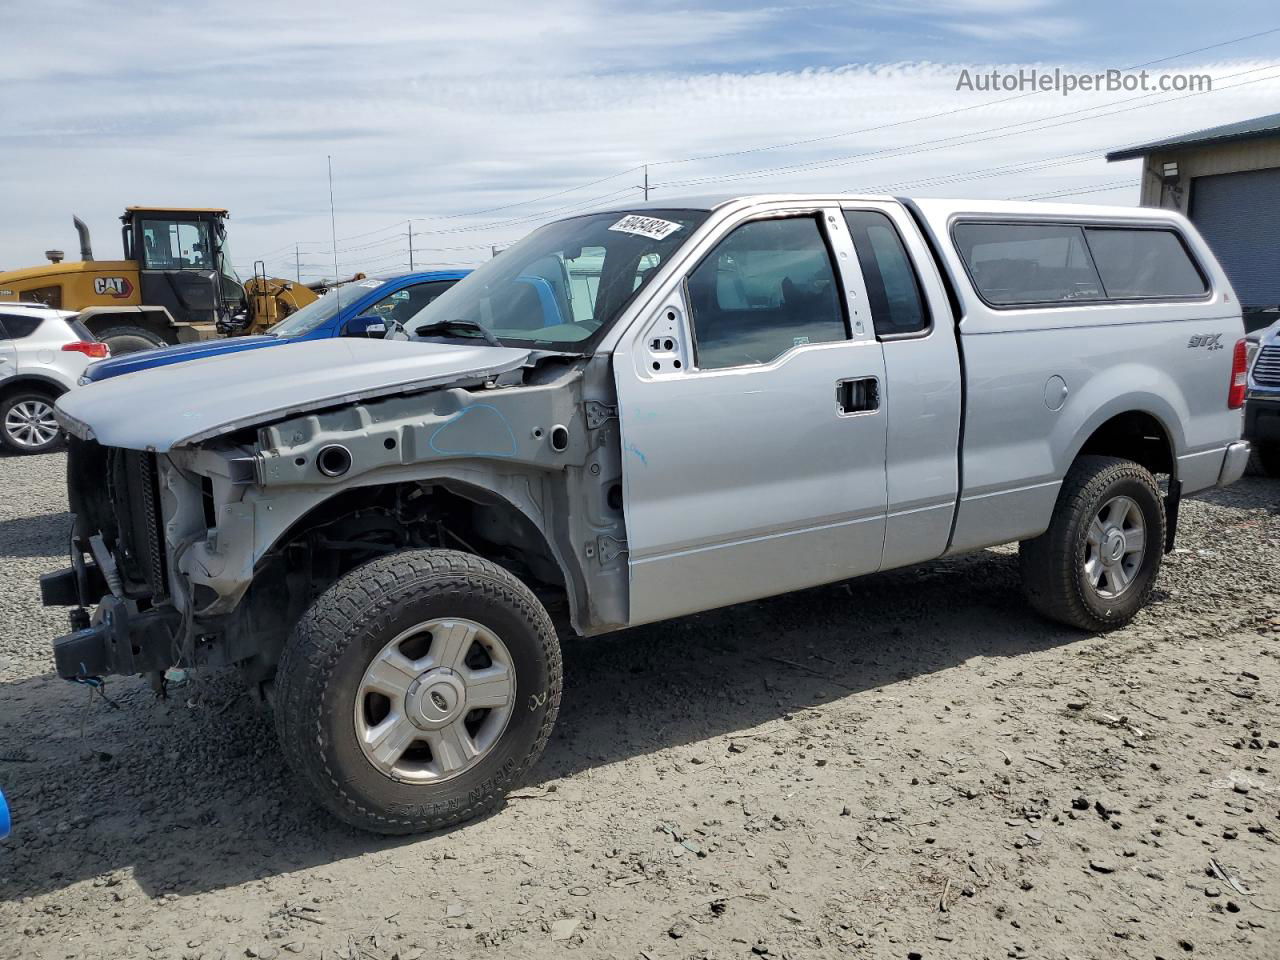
[{"x1": 1, "y1": 450, "x2": 1278, "y2": 960}]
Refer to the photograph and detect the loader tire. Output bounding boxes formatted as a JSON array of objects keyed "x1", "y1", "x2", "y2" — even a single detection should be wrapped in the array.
[{"x1": 97, "y1": 325, "x2": 168, "y2": 356}]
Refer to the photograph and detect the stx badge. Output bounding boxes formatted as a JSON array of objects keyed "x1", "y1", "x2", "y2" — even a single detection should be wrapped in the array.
[
  {"x1": 93, "y1": 277, "x2": 133, "y2": 299},
  {"x1": 1187, "y1": 333, "x2": 1223, "y2": 351}
]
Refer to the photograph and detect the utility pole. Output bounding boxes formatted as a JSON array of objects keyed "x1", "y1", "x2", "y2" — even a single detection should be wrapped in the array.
[
  {"x1": 295, "y1": 244, "x2": 300, "y2": 283},
  {"x1": 407, "y1": 220, "x2": 414, "y2": 272},
  {"x1": 643, "y1": 164, "x2": 649, "y2": 201}
]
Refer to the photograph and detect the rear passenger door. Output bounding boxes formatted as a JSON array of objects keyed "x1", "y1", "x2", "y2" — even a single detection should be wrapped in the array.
[
  {"x1": 614, "y1": 208, "x2": 889, "y2": 625},
  {"x1": 841, "y1": 203, "x2": 962, "y2": 568}
]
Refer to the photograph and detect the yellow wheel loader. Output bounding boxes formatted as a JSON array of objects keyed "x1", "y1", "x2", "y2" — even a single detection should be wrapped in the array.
[{"x1": 0, "y1": 208, "x2": 358, "y2": 354}]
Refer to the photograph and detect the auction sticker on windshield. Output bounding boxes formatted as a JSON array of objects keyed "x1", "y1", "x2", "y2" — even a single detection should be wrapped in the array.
[{"x1": 609, "y1": 215, "x2": 683, "y2": 241}]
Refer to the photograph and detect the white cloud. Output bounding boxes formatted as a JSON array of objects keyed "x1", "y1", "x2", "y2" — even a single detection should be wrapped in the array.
[
  {"x1": 0, "y1": 2, "x2": 1277, "y2": 280},
  {"x1": 947, "y1": 16, "x2": 1081, "y2": 42}
]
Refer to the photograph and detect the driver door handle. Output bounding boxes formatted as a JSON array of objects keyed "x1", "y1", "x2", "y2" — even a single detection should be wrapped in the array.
[{"x1": 837, "y1": 377, "x2": 879, "y2": 415}]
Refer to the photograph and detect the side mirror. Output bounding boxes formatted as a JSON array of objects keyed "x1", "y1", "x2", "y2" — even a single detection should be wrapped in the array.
[{"x1": 344, "y1": 315, "x2": 387, "y2": 338}]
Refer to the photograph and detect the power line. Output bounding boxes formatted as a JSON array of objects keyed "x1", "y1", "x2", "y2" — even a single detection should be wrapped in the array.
[
  {"x1": 407, "y1": 186, "x2": 640, "y2": 236},
  {"x1": 410, "y1": 167, "x2": 644, "y2": 222},
  {"x1": 1011, "y1": 180, "x2": 1139, "y2": 201},
  {"x1": 645, "y1": 25, "x2": 1280, "y2": 170},
  {"x1": 656, "y1": 64, "x2": 1280, "y2": 190},
  {"x1": 247, "y1": 26, "x2": 1279, "y2": 263}
]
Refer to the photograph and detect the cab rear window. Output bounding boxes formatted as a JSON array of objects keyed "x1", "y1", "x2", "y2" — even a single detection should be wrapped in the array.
[{"x1": 953, "y1": 221, "x2": 1208, "y2": 307}]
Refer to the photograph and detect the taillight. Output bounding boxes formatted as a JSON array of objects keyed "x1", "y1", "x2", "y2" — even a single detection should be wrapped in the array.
[
  {"x1": 61, "y1": 341, "x2": 109, "y2": 359},
  {"x1": 1228, "y1": 338, "x2": 1247, "y2": 409}
]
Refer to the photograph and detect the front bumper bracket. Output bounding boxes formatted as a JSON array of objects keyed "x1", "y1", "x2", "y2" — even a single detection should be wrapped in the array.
[{"x1": 50, "y1": 594, "x2": 180, "y2": 680}]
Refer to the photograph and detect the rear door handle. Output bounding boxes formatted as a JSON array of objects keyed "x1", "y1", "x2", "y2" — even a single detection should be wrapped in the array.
[{"x1": 837, "y1": 377, "x2": 879, "y2": 415}]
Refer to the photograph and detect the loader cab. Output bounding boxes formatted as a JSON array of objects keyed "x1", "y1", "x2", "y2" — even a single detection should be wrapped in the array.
[{"x1": 121, "y1": 207, "x2": 243, "y2": 329}]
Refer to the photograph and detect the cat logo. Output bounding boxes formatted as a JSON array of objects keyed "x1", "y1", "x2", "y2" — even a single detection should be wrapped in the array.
[{"x1": 93, "y1": 277, "x2": 134, "y2": 299}]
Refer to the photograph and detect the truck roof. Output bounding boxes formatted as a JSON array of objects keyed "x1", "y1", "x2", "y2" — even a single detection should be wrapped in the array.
[{"x1": 594, "y1": 193, "x2": 1174, "y2": 223}]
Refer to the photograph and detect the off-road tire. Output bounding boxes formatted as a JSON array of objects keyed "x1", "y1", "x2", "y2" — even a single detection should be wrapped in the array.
[
  {"x1": 273, "y1": 549, "x2": 561, "y2": 835},
  {"x1": 96, "y1": 325, "x2": 168, "y2": 355},
  {"x1": 1019, "y1": 456, "x2": 1165, "y2": 632},
  {"x1": 0, "y1": 388, "x2": 63, "y2": 454}
]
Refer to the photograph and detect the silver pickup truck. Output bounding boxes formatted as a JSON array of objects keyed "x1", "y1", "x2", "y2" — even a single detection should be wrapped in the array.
[{"x1": 42, "y1": 194, "x2": 1250, "y2": 834}]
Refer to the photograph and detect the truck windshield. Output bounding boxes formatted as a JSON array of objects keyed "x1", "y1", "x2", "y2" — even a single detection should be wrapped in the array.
[{"x1": 407, "y1": 209, "x2": 709, "y2": 349}]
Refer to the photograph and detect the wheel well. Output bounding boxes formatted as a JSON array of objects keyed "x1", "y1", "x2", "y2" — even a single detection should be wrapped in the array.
[
  {"x1": 1077, "y1": 411, "x2": 1174, "y2": 477},
  {"x1": 229, "y1": 480, "x2": 569, "y2": 678},
  {"x1": 0, "y1": 376, "x2": 64, "y2": 404},
  {"x1": 80, "y1": 310, "x2": 174, "y2": 340}
]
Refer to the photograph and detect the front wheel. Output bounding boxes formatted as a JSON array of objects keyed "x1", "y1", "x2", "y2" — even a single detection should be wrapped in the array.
[
  {"x1": 273, "y1": 549, "x2": 561, "y2": 834},
  {"x1": 1019, "y1": 455, "x2": 1165, "y2": 631}
]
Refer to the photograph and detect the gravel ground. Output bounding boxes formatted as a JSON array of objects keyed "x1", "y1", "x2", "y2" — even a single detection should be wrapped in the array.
[{"x1": 1, "y1": 450, "x2": 1278, "y2": 960}]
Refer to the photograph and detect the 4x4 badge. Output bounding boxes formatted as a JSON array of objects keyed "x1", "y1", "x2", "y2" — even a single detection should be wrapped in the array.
[{"x1": 1187, "y1": 333, "x2": 1223, "y2": 351}]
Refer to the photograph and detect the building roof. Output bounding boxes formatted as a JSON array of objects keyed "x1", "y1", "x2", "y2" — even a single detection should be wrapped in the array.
[{"x1": 1106, "y1": 112, "x2": 1280, "y2": 162}]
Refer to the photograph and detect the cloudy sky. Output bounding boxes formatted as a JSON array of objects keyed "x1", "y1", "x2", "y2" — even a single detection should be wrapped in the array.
[{"x1": 2, "y1": 0, "x2": 1278, "y2": 281}]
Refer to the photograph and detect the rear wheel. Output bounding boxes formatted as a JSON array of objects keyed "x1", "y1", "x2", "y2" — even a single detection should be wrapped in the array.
[
  {"x1": 0, "y1": 389, "x2": 62, "y2": 454},
  {"x1": 1019, "y1": 455, "x2": 1165, "y2": 631},
  {"x1": 95, "y1": 324, "x2": 168, "y2": 355},
  {"x1": 273, "y1": 549, "x2": 562, "y2": 834}
]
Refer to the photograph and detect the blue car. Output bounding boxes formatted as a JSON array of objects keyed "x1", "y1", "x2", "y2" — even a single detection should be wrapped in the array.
[{"x1": 81, "y1": 270, "x2": 470, "y2": 384}]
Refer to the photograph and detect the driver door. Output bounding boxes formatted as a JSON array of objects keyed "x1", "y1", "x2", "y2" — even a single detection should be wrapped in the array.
[{"x1": 613, "y1": 209, "x2": 889, "y2": 625}]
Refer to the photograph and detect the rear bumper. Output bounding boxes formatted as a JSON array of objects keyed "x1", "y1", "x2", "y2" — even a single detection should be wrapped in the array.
[{"x1": 1217, "y1": 441, "x2": 1251, "y2": 488}]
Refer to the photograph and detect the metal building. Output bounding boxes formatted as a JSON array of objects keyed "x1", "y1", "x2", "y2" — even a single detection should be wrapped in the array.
[{"x1": 1107, "y1": 112, "x2": 1280, "y2": 330}]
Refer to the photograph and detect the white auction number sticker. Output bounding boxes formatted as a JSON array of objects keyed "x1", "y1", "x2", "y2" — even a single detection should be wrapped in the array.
[{"x1": 608, "y1": 215, "x2": 683, "y2": 241}]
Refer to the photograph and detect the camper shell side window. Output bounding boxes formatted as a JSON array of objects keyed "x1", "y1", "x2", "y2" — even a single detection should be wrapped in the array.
[{"x1": 950, "y1": 219, "x2": 1212, "y2": 309}]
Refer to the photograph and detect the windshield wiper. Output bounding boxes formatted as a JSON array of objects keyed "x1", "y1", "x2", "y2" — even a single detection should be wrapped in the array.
[{"x1": 414, "y1": 319, "x2": 502, "y2": 348}]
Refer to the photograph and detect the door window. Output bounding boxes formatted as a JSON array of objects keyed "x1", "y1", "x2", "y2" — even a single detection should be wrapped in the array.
[
  {"x1": 0, "y1": 314, "x2": 42, "y2": 339},
  {"x1": 358, "y1": 280, "x2": 456, "y2": 332},
  {"x1": 687, "y1": 217, "x2": 846, "y2": 370},
  {"x1": 844, "y1": 211, "x2": 930, "y2": 337},
  {"x1": 139, "y1": 219, "x2": 214, "y2": 270}
]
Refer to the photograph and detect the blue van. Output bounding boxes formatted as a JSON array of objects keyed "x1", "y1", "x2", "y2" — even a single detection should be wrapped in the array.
[{"x1": 81, "y1": 270, "x2": 469, "y2": 384}]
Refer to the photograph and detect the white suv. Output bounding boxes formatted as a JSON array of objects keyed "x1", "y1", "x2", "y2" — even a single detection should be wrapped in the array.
[{"x1": 0, "y1": 304, "x2": 108, "y2": 454}]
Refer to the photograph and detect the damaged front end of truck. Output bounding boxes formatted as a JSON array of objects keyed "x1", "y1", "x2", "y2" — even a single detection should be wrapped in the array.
[{"x1": 41, "y1": 336, "x2": 630, "y2": 694}]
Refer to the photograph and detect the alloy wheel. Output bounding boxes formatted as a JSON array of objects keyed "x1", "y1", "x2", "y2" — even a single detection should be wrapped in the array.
[
  {"x1": 1084, "y1": 494, "x2": 1147, "y2": 598},
  {"x1": 3, "y1": 399, "x2": 59, "y2": 449},
  {"x1": 353, "y1": 617, "x2": 516, "y2": 783}
]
